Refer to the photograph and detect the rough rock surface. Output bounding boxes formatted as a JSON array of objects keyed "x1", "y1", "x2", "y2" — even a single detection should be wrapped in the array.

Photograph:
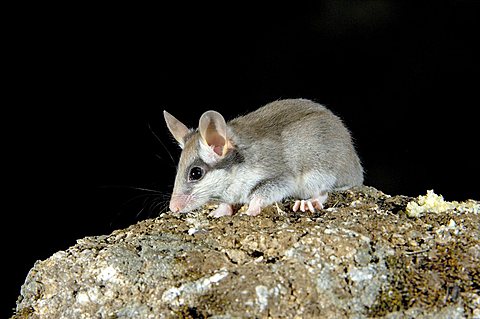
[{"x1": 13, "y1": 186, "x2": 480, "y2": 318}]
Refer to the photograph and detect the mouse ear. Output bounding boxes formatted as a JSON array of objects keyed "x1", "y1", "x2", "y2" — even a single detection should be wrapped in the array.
[
  {"x1": 198, "y1": 110, "x2": 232, "y2": 157},
  {"x1": 163, "y1": 111, "x2": 190, "y2": 148}
]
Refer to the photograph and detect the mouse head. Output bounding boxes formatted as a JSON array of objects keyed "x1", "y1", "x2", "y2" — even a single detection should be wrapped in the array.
[{"x1": 164, "y1": 110, "x2": 237, "y2": 213}]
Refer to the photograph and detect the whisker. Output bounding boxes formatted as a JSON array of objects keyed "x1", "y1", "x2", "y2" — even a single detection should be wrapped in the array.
[
  {"x1": 129, "y1": 187, "x2": 163, "y2": 193},
  {"x1": 152, "y1": 200, "x2": 167, "y2": 215},
  {"x1": 148, "y1": 197, "x2": 160, "y2": 213},
  {"x1": 98, "y1": 185, "x2": 164, "y2": 194},
  {"x1": 148, "y1": 122, "x2": 176, "y2": 166},
  {"x1": 160, "y1": 203, "x2": 170, "y2": 214},
  {"x1": 135, "y1": 206, "x2": 146, "y2": 219},
  {"x1": 120, "y1": 193, "x2": 160, "y2": 207}
]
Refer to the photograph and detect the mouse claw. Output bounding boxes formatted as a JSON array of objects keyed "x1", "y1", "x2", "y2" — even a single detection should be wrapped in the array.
[
  {"x1": 292, "y1": 200, "x2": 301, "y2": 212},
  {"x1": 307, "y1": 200, "x2": 315, "y2": 212},
  {"x1": 293, "y1": 200, "x2": 316, "y2": 213},
  {"x1": 292, "y1": 194, "x2": 327, "y2": 213}
]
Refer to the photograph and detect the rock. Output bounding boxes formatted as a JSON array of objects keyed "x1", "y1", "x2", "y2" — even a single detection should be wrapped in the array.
[{"x1": 12, "y1": 186, "x2": 480, "y2": 318}]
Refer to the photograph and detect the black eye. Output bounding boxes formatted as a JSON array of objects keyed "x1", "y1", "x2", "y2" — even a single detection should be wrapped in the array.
[{"x1": 188, "y1": 166, "x2": 204, "y2": 181}]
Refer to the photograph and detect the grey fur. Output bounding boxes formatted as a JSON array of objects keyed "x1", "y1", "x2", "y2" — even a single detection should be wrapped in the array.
[{"x1": 166, "y1": 98, "x2": 363, "y2": 213}]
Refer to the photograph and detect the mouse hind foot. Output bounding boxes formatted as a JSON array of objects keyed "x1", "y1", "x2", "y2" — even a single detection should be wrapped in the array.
[{"x1": 292, "y1": 192, "x2": 328, "y2": 213}]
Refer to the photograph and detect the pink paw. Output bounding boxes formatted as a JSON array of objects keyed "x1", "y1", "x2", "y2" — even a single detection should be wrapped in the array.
[
  {"x1": 292, "y1": 193, "x2": 328, "y2": 213},
  {"x1": 245, "y1": 205, "x2": 262, "y2": 216},
  {"x1": 209, "y1": 203, "x2": 233, "y2": 218},
  {"x1": 244, "y1": 196, "x2": 263, "y2": 216}
]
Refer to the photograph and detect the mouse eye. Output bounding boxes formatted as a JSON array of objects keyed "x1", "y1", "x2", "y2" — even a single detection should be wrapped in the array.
[{"x1": 188, "y1": 166, "x2": 204, "y2": 182}]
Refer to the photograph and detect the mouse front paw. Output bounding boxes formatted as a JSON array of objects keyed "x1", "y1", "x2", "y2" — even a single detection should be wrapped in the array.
[
  {"x1": 245, "y1": 206, "x2": 262, "y2": 216},
  {"x1": 209, "y1": 203, "x2": 233, "y2": 218},
  {"x1": 244, "y1": 196, "x2": 263, "y2": 216}
]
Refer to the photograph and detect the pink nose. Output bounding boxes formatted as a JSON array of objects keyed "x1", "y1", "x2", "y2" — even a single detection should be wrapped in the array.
[
  {"x1": 169, "y1": 196, "x2": 185, "y2": 213},
  {"x1": 169, "y1": 202, "x2": 180, "y2": 213}
]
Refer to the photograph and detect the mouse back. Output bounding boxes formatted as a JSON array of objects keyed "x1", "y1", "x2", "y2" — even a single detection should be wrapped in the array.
[{"x1": 228, "y1": 98, "x2": 363, "y2": 189}]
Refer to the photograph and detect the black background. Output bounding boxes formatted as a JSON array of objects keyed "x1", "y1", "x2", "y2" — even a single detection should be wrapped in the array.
[{"x1": 5, "y1": 1, "x2": 479, "y2": 316}]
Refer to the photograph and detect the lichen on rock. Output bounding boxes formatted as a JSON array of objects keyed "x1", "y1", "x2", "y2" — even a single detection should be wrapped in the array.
[
  {"x1": 12, "y1": 186, "x2": 480, "y2": 318},
  {"x1": 406, "y1": 189, "x2": 480, "y2": 218}
]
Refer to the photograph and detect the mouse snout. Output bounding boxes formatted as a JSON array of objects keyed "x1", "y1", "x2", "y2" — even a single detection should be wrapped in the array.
[{"x1": 169, "y1": 194, "x2": 187, "y2": 213}]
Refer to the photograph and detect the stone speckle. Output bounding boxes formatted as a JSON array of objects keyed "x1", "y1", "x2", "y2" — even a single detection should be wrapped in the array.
[{"x1": 12, "y1": 186, "x2": 480, "y2": 318}]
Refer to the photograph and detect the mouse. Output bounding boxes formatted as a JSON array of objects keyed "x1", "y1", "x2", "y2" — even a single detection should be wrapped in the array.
[{"x1": 164, "y1": 98, "x2": 363, "y2": 217}]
